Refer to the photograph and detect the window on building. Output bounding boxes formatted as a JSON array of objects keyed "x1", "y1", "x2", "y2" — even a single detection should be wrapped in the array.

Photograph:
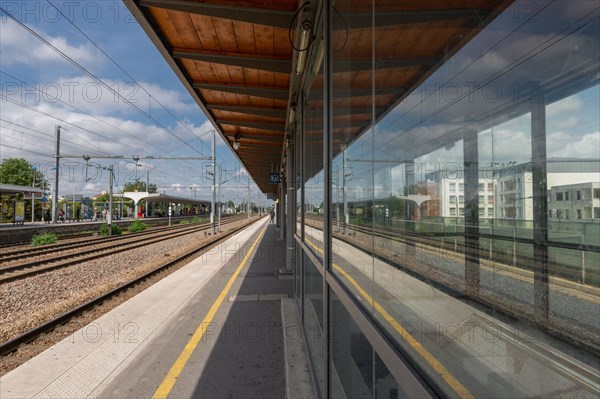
[
  {"x1": 594, "y1": 188, "x2": 600, "y2": 199},
  {"x1": 564, "y1": 191, "x2": 569, "y2": 201},
  {"x1": 577, "y1": 209, "x2": 582, "y2": 219},
  {"x1": 459, "y1": 207, "x2": 465, "y2": 216},
  {"x1": 576, "y1": 191, "x2": 581, "y2": 200},
  {"x1": 556, "y1": 192, "x2": 563, "y2": 201},
  {"x1": 594, "y1": 207, "x2": 600, "y2": 219},
  {"x1": 459, "y1": 195, "x2": 464, "y2": 204},
  {"x1": 479, "y1": 195, "x2": 485, "y2": 203},
  {"x1": 565, "y1": 210, "x2": 570, "y2": 219},
  {"x1": 478, "y1": 183, "x2": 484, "y2": 192},
  {"x1": 488, "y1": 195, "x2": 493, "y2": 204},
  {"x1": 449, "y1": 182, "x2": 456, "y2": 192},
  {"x1": 488, "y1": 208, "x2": 494, "y2": 217},
  {"x1": 487, "y1": 182, "x2": 493, "y2": 191},
  {"x1": 479, "y1": 207, "x2": 485, "y2": 216},
  {"x1": 459, "y1": 183, "x2": 464, "y2": 192},
  {"x1": 449, "y1": 207, "x2": 456, "y2": 216},
  {"x1": 449, "y1": 195, "x2": 457, "y2": 203}
]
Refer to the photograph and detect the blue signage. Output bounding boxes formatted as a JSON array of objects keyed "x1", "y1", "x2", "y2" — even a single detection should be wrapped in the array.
[{"x1": 269, "y1": 173, "x2": 280, "y2": 184}]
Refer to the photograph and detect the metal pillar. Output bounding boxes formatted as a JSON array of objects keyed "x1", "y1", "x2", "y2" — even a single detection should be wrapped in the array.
[
  {"x1": 463, "y1": 128, "x2": 480, "y2": 295},
  {"x1": 211, "y1": 130, "x2": 216, "y2": 235},
  {"x1": 51, "y1": 126, "x2": 61, "y2": 223},
  {"x1": 285, "y1": 140, "x2": 295, "y2": 272},
  {"x1": 279, "y1": 181, "x2": 285, "y2": 240},
  {"x1": 218, "y1": 164, "x2": 222, "y2": 232},
  {"x1": 145, "y1": 170, "x2": 149, "y2": 217},
  {"x1": 108, "y1": 165, "x2": 114, "y2": 236},
  {"x1": 532, "y1": 100, "x2": 549, "y2": 324},
  {"x1": 247, "y1": 175, "x2": 251, "y2": 219},
  {"x1": 31, "y1": 168, "x2": 36, "y2": 223},
  {"x1": 342, "y1": 144, "x2": 348, "y2": 235}
]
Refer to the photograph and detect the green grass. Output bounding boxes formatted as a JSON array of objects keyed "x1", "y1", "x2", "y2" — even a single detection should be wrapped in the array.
[
  {"x1": 100, "y1": 223, "x2": 123, "y2": 236},
  {"x1": 128, "y1": 220, "x2": 149, "y2": 233},
  {"x1": 31, "y1": 233, "x2": 58, "y2": 246}
]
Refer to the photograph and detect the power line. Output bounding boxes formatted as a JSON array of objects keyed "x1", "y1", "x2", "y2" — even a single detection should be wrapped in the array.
[
  {"x1": 0, "y1": 72, "x2": 216, "y2": 175},
  {"x1": 0, "y1": 7, "x2": 207, "y2": 158},
  {"x1": 44, "y1": 0, "x2": 211, "y2": 157}
]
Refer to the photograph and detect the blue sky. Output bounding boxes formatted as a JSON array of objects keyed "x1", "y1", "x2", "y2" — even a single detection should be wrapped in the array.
[{"x1": 0, "y1": 1, "x2": 263, "y2": 205}]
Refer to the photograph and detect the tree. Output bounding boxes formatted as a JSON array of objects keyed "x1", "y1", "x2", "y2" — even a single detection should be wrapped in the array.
[
  {"x1": 0, "y1": 158, "x2": 48, "y2": 222},
  {"x1": 0, "y1": 158, "x2": 47, "y2": 190},
  {"x1": 122, "y1": 181, "x2": 157, "y2": 193}
]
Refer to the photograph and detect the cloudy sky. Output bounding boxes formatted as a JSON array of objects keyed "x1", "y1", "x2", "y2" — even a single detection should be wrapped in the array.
[{"x1": 1, "y1": 1, "x2": 261, "y2": 205}]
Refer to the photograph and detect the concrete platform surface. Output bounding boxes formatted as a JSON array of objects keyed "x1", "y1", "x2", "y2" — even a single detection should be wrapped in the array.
[{"x1": 0, "y1": 218, "x2": 311, "y2": 399}]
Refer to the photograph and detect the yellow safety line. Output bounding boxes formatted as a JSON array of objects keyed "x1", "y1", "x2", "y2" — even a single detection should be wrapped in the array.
[
  {"x1": 152, "y1": 222, "x2": 269, "y2": 399},
  {"x1": 306, "y1": 238, "x2": 475, "y2": 399}
]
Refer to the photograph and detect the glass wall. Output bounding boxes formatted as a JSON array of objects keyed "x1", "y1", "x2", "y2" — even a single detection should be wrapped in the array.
[{"x1": 294, "y1": 0, "x2": 600, "y2": 397}]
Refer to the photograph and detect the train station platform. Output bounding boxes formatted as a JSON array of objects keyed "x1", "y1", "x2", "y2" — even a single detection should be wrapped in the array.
[{"x1": 0, "y1": 218, "x2": 314, "y2": 399}]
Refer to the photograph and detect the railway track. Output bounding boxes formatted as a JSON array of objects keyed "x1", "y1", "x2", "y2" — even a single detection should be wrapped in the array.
[
  {"x1": 0, "y1": 218, "x2": 217, "y2": 261},
  {"x1": 0, "y1": 217, "x2": 245, "y2": 284},
  {"x1": 0, "y1": 216, "x2": 261, "y2": 358}
]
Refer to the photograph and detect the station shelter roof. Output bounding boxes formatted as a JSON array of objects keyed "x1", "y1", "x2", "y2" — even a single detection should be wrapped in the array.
[
  {"x1": 0, "y1": 184, "x2": 45, "y2": 198},
  {"x1": 125, "y1": 0, "x2": 513, "y2": 193},
  {"x1": 123, "y1": 192, "x2": 212, "y2": 207}
]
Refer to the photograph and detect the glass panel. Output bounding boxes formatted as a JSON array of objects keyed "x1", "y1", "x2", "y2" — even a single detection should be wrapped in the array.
[
  {"x1": 374, "y1": 353, "x2": 407, "y2": 399},
  {"x1": 297, "y1": 122, "x2": 304, "y2": 238},
  {"x1": 330, "y1": 291, "x2": 374, "y2": 399},
  {"x1": 304, "y1": 254, "x2": 324, "y2": 396},
  {"x1": 546, "y1": 84, "x2": 600, "y2": 345},
  {"x1": 305, "y1": 71, "x2": 325, "y2": 252},
  {"x1": 327, "y1": 1, "x2": 600, "y2": 398},
  {"x1": 330, "y1": 0, "x2": 375, "y2": 312},
  {"x1": 294, "y1": 240, "x2": 302, "y2": 302}
]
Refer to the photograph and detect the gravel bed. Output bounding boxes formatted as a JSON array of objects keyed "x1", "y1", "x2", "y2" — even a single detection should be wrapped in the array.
[{"x1": 0, "y1": 220, "x2": 252, "y2": 344}]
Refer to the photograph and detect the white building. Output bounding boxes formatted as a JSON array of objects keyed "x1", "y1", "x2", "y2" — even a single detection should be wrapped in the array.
[
  {"x1": 548, "y1": 182, "x2": 600, "y2": 221},
  {"x1": 426, "y1": 170, "x2": 496, "y2": 219},
  {"x1": 426, "y1": 160, "x2": 600, "y2": 221}
]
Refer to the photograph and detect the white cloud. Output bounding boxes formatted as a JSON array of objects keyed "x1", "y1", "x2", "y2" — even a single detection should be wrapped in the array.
[
  {"x1": 0, "y1": 18, "x2": 99, "y2": 67},
  {"x1": 547, "y1": 131, "x2": 600, "y2": 159}
]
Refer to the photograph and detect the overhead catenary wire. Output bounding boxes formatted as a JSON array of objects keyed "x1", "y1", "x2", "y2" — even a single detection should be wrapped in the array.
[
  {"x1": 0, "y1": 72, "x2": 218, "y2": 178},
  {"x1": 43, "y1": 0, "x2": 212, "y2": 158},
  {"x1": 0, "y1": 6, "x2": 252, "y2": 195},
  {"x1": 0, "y1": 7, "x2": 207, "y2": 159}
]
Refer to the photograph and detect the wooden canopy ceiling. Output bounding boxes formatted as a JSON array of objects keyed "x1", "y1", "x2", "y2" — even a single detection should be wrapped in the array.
[{"x1": 126, "y1": 0, "x2": 511, "y2": 193}]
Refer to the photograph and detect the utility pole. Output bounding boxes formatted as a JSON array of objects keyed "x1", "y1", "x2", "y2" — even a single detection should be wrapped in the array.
[
  {"x1": 211, "y1": 130, "x2": 216, "y2": 235},
  {"x1": 31, "y1": 167, "x2": 36, "y2": 223},
  {"x1": 52, "y1": 126, "x2": 61, "y2": 223},
  {"x1": 247, "y1": 174, "x2": 251, "y2": 219},
  {"x1": 218, "y1": 163, "x2": 222, "y2": 232},
  {"x1": 145, "y1": 169, "x2": 149, "y2": 217},
  {"x1": 108, "y1": 165, "x2": 114, "y2": 236}
]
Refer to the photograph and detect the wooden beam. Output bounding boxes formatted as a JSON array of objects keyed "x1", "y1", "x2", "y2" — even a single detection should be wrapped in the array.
[
  {"x1": 193, "y1": 81, "x2": 289, "y2": 101},
  {"x1": 208, "y1": 104, "x2": 286, "y2": 119},
  {"x1": 218, "y1": 120, "x2": 285, "y2": 132},
  {"x1": 139, "y1": 0, "x2": 295, "y2": 29},
  {"x1": 172, "y1": 48, "x2": 291, "y2": 74},
  {"x1": 341, "y1": 8, "x2": 489, "y2": 29}
]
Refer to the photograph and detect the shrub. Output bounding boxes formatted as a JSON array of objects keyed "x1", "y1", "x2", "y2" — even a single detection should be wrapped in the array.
[
  {"x1": 32, "y1": 233, "x2": 57, "y2": 246},
  {"x1": 191, "y1": 216, "x2": 208, "y2": 223},
  {"x1": 128, "y1": 220, "x2": 149, "y2": 233},
  {"x1": 100, "y1": 223, "x2": 122, "y2": 236},
  {"x1": 179, "y1": 220, "x2": 191, "y2": 225}
]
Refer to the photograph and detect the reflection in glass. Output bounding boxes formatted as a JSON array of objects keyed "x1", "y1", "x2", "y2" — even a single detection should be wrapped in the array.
[{"x1": 300, "y1": 0, "x2": 599, "y2": 397}]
